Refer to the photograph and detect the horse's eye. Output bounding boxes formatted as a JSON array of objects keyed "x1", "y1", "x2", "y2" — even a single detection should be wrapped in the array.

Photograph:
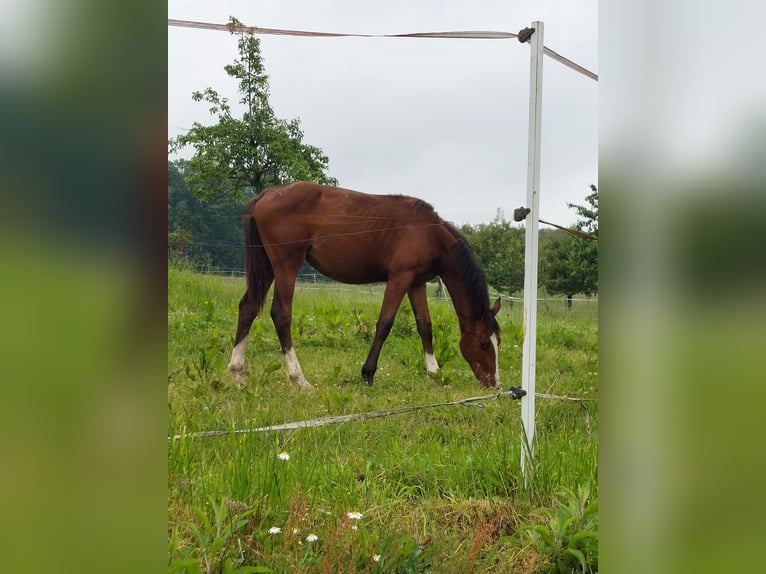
[{"x1": 480, "y1": 342, "x2": 489, "y2": 351}]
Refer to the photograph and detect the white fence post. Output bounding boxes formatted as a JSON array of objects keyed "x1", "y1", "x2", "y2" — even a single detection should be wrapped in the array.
[{"x1": 520, "y1": 21, "x2": 544, "y2": 481}]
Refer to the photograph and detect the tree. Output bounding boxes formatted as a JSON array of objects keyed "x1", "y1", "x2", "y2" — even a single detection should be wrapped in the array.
[
  {"x1": 169, "y1": 17, "x2": 337, "y2": 203},
  {"x1": 539, "y1": 230, "x2": 580, "y2": 308},
  {"x1": 567, "y1": 184, "x2": 598, "y2": 295},
  {"x1": 168, "y1": 160, "x2": 246, "y2": 271},
  {"x1": 539, "y1": 184, "x2": 599, "y2": 309}
]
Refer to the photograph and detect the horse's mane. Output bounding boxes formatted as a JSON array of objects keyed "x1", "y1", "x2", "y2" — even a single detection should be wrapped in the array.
[
  {"x1": 383, "y1": 194, "x2": 436, "y2": 215},
  {"x1": 443, "y1": 222, "x2": 500, "y2": 333},
  {"x1": 409, "y1": 197, "x2": 436, "y2": 212}
]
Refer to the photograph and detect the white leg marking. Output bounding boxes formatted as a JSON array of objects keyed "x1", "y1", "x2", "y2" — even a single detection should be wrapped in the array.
[
  {"x1": 490, "y1": 334, "x2": 500, "y2": 388},
  {"x1": 425, "y1": 352, "x2": 439, "y2": 373},
  {"x1": 284, "y1": 347, "x2": 313, "y2": 389},
  {"x1": 228, "y1": 337, "x2": 248, "y2": 373}
]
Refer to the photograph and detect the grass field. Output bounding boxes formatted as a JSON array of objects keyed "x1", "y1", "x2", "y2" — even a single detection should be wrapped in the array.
[{"x1": 168, "y1": 267, "x2": 598, "y2": 573}]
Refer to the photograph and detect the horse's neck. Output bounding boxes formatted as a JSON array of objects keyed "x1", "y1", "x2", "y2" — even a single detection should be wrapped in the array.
[
  {"x1": 439, "y1": 261, "x2": 477, "y2": 330},
  {"x1": 434, "y1": 225, "x2": 485, "y2": 329}
]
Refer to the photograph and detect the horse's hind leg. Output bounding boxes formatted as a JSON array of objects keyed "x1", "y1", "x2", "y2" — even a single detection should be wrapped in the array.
[
  {"x1": 270, "y1": 258, "x2": 313, "y2": 389},
  {"x1": 408, "y1": 283, "x2": 439, "y2": 374},
  {"x1": 227, "y1": 290, "x2": 264, "y2": 383}
]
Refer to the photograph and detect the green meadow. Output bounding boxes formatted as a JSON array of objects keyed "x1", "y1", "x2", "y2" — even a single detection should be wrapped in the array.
[{"x1": 168, "y1": 267, "x2": 598, "y2": 573}]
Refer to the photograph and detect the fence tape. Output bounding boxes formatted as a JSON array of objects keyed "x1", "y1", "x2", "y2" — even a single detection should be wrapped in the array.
[
  {"x1": 169, "y1": 389, "x2": 594, "y2": 440},
  {"x1": 168, "y1": 19, "x2": 519, "y2": 40},
  {"x1": 168, "y1": 19, "x2": 597, "y2": 82}
]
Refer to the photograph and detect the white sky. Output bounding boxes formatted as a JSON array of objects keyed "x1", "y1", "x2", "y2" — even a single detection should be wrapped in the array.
[{"x1": 168, "y1": 1, "x2": 598, "y2": 227}]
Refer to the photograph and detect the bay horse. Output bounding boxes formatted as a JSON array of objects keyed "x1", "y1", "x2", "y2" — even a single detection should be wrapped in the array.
[{"x1": 227, "y1": 182, "x2": 502, "y2": 389}]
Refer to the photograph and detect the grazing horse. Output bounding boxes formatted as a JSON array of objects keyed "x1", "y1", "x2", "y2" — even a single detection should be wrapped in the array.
[{"x1": 227, "y1": 182, "x2": 502, "y2": 389}]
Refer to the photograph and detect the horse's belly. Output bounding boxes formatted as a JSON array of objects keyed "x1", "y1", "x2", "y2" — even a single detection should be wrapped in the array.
[{"x1": 306, "y1": 247, "x2": 388, "y2": 284}]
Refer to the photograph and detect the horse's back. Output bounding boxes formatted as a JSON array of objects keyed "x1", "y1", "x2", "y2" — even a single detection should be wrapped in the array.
[{"x1": 252, "y1": 181, "x2": 437, "y2": 220}]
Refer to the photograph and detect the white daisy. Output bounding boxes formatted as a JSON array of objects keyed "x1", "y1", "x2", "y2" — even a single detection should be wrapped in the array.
[
  {"x1": 306, "y1": 533, "x2": 318, "y2": 542},
  {"x1": 347, "y1": 511, "x2": 363, "y2": 520},
  {"x1": 267, "y1": 526, "x2": 281, "y2": 534},
  {"x1": 373, "y1": 554, "x2": 381, "y2": 562},
  {"x1": 277, "y1": 451, "x2": 290, "y2": 461}
]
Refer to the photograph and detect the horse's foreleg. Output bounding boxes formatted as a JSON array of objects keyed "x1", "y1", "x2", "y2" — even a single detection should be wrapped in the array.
[
  {"x1": 271, "y1": 272, "x2": 313, "y2": 390},
  {"x1": 408, "y1": 283, "x2": 439, "y2": 374},
  {"x1": 362, "y1": 278, "x2": 410, "y2": 385},
  {"x1": 227, "y1": 291, "x2": 259, "y2": 383}
]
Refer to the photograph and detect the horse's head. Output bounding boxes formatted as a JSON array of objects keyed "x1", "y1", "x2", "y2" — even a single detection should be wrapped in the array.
[{"x1": 459, "y1": 298, "x2": 502, "y2": 388}]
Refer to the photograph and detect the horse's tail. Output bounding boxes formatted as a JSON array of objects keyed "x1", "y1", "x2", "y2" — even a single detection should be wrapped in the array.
[{"x1": 244, "y1": 214, "x2": 274, "y2": 315}]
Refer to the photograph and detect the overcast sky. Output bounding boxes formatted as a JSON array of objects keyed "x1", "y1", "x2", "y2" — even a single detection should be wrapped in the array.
[{"x1": 168, "y1": 1, "x2": 598, "y2": 227}]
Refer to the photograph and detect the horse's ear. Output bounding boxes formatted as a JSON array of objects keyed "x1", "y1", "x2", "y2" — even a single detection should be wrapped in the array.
[{"x1": 491, "y1": 297, "x2": 501, "y2": 316}]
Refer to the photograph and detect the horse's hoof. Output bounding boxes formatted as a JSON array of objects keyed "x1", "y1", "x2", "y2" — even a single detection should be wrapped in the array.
[
  {"x1": 361, "y1": 366, "x2": 375, "y2": 386},
  {"x1": 228, "y1": 365, "x2": 245, "y2": 386},
  {"x1": 290, "y1": 374, "x2": 314, "y2": 390}
]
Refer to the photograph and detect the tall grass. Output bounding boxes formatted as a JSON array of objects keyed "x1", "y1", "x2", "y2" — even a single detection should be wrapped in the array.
[{"x1": 168, "y1": 267, "x2": 598, "y2": 572}]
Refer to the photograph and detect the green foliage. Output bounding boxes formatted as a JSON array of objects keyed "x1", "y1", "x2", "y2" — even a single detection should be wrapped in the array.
[
  {"x1": 514, "y1": 483, "x2": 598, "y2": 573},
  {"x1": 539, "y1": 185, "x2": 599, "y2": 301},
  {"x1": 567, "y1": 186, "x2": 599, "y2": 236},
  {"x1": 169, "y1": 496, "x2": 260, "y2": 574},
  {"x1": 168, "y1": 160, "x2": 246, "y2": 271},
  {"x1": 169, "y1": 17, "x2": 337, "y2": 203},
  {"x1": 539, "y1": 231, "x2": 580, "y2": 300},
  {"x1": 565, "y1": 185, "x2": 598, "y2": 296},
  {"x1": 392, "y1": 534, "x2": 430, "y2": 573}
]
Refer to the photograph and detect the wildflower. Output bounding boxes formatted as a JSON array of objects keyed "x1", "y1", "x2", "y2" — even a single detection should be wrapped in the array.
[
  {"x1": 278, "y1": 451, "x2": 290, "y2": 461},
  {"x1": 347, "y1": 511, "x2": 363, "y2": 520},
  {"x1": 351, "y1": 525, "x2": 358, "y2": 531},
  {"x1": 267, "y1": 526, "x2": 281, "y2": 534},
  {"x1": 373, "y1": 554, "x2": 381, "y2": 562},
  {"x1": 292, "y1": 528, "x2": 299, "y2": 535},
  {"x1": 306, "y1": 533, "x2": 318, "y2": 542}
]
